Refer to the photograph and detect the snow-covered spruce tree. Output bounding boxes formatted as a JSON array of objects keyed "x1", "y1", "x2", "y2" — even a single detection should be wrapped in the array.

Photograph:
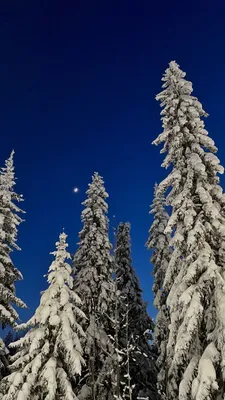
[
  {"x1": 115, "y1": 222, "x2": 158, "y2": 400},
  {"x1": 0, "y1": 231, "x2": 86, "y2": 399},
  {"x1": 73, "y1": 172, "x2": 116, "y2": 400},
  {"x1": 146, "y1": 184, "x2": 171, "y2": 396},
  {"x1": 0, "y1": 150, "x2": 26, "y2": 328},
  {"x1": 153, "y1": 61, "x2": 225, "y2": 399}
]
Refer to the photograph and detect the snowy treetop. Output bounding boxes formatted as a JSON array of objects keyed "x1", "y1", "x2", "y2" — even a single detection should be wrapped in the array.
[
  {"x1": 0, "y1": 150, "x2": 24, "y2": 251},
  {"x1": 153, "y1": 61, "x2": 225, "y2": 232},
  {"x1": 81, "y1": 172, "x2": 109, "y2": 227}
]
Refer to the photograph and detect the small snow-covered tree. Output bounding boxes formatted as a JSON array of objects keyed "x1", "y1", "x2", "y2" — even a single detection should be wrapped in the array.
[
  {"x1": 153, "y1": 61, "x2": 225, "y2": 399},
  {"x1": 0, "y1": 150, "x2": 26, "y2": 328},
  {"x1": 115, "y1": 222, "x2": 157, "y2": 400},
  {"x1": 0, "y1": 231, "x2": 86, "y2": 399},
  {"x1": 73, "y1": 172, "x2": 116, "y2": 400},
  {"x1": 146, "y1": 184, "x2": 171, "y2": 396}
]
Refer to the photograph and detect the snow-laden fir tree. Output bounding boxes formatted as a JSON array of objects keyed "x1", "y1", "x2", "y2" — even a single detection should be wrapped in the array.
[
  {"x1": 0, "y1": 150, "x2": 26, "y2": 328},
  {"x1": 115, "y1": 222, "x2": 158, "y2": 400},
  {"x1": 146, "y1": 184, "x2": 171, "y2": 396},
  {"x1": 153, "y1": 61, "x2": 225, "y2": 399},
  {"x1": 73, "y1": 172, "x2": 116, "y2": 400},
  {"x1": 0, "y1": 231, "x2": 86, "y2": 399}
]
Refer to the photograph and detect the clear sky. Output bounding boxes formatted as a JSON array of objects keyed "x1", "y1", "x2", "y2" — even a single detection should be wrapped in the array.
[{"x1": 1, "y1": 0, "x2": 225, "y2": 325}]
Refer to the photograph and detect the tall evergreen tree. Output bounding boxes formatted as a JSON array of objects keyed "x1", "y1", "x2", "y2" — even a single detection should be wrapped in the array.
[
  {"x1": 146, "y1": 184, "x2": 171, "y2": 396},
  {"x1": 153, "y1": 61, "x2": 225, "y2": 399},
  {"x1": 115, "y1": 222, "x2": 158, "y2": 400},
  {"x1": 0, "y1": 231, "x2": 86, "y2": 399},
  {"x1": 73, "y1": 172, "x2": 116, "y2": 400},
  {"x1": 0, "y1": 150, "x2": 26, "y2": 328},
  {"x1": 0, "y1": 151, "x2": 26, "y2": 382}
]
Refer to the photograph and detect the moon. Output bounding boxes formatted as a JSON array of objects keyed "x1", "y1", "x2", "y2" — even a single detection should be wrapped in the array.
[{"x1": 73, "y1": 187, "x2": 79, "y2": 193}]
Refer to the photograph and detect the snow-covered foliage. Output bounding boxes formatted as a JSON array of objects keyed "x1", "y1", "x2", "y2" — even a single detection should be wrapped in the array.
[
  {"x1": 153, "y1": 61, "x2": 225, "y2": 399},
  {"x1": 0, "y1": 232, "x2": 86, "y2": 399},
  {"x1": 115, "y1": 223, "x2": 153, "y2": 342},
  {"x1": 0, "y1": 151, "x2": 26, "y2": 328},
  {"x1": 0, "y1": 338, "x2": 9, "y2": 380},
  {"x1": 115, "y1": 222, "x2": 157, "y2": 400},
  {"x1": 147, "y1": 184, "x2": 171, "y2": 307},
  {"x1": 73, "y1": 172, "x2": 116, "y2": 399},
  {"x1": 4, "y1": 332, "x2": 14, "y2": 349},
  {"x1": 146, "y1": 184, "x2": 171, "y2": 395}
]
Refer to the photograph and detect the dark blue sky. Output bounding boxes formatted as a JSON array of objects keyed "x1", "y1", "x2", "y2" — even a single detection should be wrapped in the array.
[{"x1": 1, "y1": 1, "x2": 225, "y2": 325}]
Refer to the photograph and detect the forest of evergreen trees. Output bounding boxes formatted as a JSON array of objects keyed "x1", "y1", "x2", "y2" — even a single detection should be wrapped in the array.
[{"x1": 0, "y1": 60, "x2": 225, "y2": 400}]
